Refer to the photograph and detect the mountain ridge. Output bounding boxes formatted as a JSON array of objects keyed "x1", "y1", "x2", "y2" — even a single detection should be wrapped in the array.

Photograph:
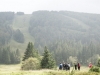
[{"x1": 0, "y1": 11, "x2": 100, "y2": 51}]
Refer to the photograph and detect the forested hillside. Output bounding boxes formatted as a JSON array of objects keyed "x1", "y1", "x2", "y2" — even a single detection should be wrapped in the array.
[
  {"x1": 0, "y1": 12, "x2": 24, "y2": 46},
  {"x1": 29, "y1": 11, "x2": 100, "y2": 47},
  {"x1": 0, "y1": 11, "x2": 100, "y2": 65}
]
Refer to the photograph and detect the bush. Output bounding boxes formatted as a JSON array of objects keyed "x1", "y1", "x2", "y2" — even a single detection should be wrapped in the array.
[
  {"x1": 89, "y1": 66, "x2": 100, "y2": 72},
  {"x1": 97, "y1": 59, "x2": 100, "y2": 67},
  {"x1": 21, "y1": 57, "x2": 40, "y2": 70}
]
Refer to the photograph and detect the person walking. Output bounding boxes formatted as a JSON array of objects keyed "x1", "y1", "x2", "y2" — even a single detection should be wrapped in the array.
[
  {"x1": 77, "y1": 62, "x2": 80, "y2": 70},
  {"x1": 65, "y1": 63, "x2": 68, "y2": 70},
  {"x1": 89, "y1": 62, "x2": 92, "y2": 68},
  {"x1": 74, "y1": 63, "x2": 77, "y2": 70},
  {"x1": 59, "y1": 63, "x2": 63, "y2": 70},
  {"x1": 63, "y1": 63, "x2": 66, "y2": 70},
  {"x1": 68, "y1": 63, "x2": 71, "y2": 70}
]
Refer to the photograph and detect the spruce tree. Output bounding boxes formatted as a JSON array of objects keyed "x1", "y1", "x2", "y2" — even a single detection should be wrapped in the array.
[
  {"x1": 5, "y1": 50, "x2": 11, "y2": 64},
  {"x1": 2, "y1": 49, "x2": 11, "y2": 64},
  {"x1": 10, "y1": 52, "x2": 16, "y2": 64},
  {"x1": 22, "y1": 42, "x2": 38, "y2": 61},
  {"x1": 0, "y1": 49, "x2": 2, "y2": 63},
  {"x1": 16, "y1": 49, "x2": 20, "y2": 56},
  {"x1": 15, "y1": 49, "x2": 21, "y2": 63},
  {"x1": 97, "y1": 59, "x2": 100, "y2": 67},
  {"x1": 41, "y1": 46, "x2": 56, "y2": 69}
]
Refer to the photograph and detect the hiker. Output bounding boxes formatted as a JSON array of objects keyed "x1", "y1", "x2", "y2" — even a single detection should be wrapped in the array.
[
  {"x1": 65, "y1": 63, "x2": 68, "y2": 70},
  {"x1": 68, "y1": 63, "x2": 71, "y2": 70},
  {"x1": 89, "y1": 62, "x2": 92, "y2": 68},
  {"x1": 63, "y1": 63, "x2": 66, "y2": 70},
  {"x1": 77, "y1": 62, "x2": 80, "y2": 70},
  {"x1": 59, "y1": 63, "x2": 63, "y2": 70},
  {"x1": 74, "y1": 63, "x2": 77, "y2": 70}
]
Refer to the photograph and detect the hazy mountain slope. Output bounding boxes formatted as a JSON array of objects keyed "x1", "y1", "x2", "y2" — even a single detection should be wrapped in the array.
[
  {"x1": 1, "y1": 11, "x2": 100, "y2": 65},
  {"x1": 10, "y1": 14, "x2": 34, "y2": 51},
  {"x1": 29, "y1": 11, "x2": 100, "y2": 50},
  {"x1": 0, "y1": 12, "x2": 14, "y2": 46},
  {"x1": 58, "y1": 11, "x2": 100, "y2": 28},
  {"x1": 1, "y1": 11, "x2": 100, "y2": 52}
]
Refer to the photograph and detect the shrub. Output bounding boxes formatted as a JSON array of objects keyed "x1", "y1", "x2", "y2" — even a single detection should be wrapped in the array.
[
  {"x1": 21, "y1": 57, "x2": 40, "y2": 70},
  {"x1": 89, "y1": 66, "x2": 100, "y2": 72},
  {"x1": 97, "y1": 59, "x2": 100, "y2": 67},
  {"x1": 69, "y1": 67, "x2": 75, "y2": 75}
]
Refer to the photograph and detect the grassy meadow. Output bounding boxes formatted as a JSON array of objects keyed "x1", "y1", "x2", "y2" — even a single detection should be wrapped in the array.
[{"x1": 0, "y1": 64, "x2": 100, "y2": 75}]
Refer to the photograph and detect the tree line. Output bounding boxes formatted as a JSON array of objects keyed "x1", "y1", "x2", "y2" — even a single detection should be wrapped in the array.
[
  {"x1": 29, "y1": 11, "x2": 100, "y2": 50},
  {"x1": 21, "y1": 42, "x2": 56, "y2": 70},
  {"x1": 0, "y1": 12, "x2": 25, "y2": 45},
  {"x1": 48, "y1": 40, "x2": 100, "y2": 65},
  {"x1": 28, "y1": 11, "x2": 100, "y2": 65},
  {"x1": 0, "y1": 11, "x2": 100, "y2": 66},
  {"x1": 0, "y1": 47, "x2": 20, "y2": 64}
]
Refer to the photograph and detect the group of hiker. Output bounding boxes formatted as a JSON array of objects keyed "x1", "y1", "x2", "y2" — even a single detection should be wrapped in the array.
[
  {"x1": 59, "y1": 62, "x2": 81, "y2": 71},
  {"x1": 59, "y1": 63, "x2": 71, "y2": 70},
  {"x1": 59, "y1": 62, "x2": 93, "y2": 71},
  {"x1": 74, "y1": 62, "x2": 81, "y2": 70}
]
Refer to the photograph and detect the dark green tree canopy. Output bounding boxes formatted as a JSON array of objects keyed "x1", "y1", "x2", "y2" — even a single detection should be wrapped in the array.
[
  {"x1": 22, "y1": 42, "x2": 39, "y2": 61},
  {"x1": 0, "y1": 47, "x2": 20, "y2": 64},
  {"x1": 97, "y1": 59, "x2": 100, "y2": 67},
  {"x1": 41, "y1": 46, "x2": 56, "y2": 69},
  {"x1": 13, "y1": 29, "x2": 25, "y2": 43}
]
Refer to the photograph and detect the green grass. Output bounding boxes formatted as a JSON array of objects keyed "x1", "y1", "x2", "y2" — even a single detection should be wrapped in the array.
[{"x1": 0, "y1": 64, "x2": 99, "y2": 75}]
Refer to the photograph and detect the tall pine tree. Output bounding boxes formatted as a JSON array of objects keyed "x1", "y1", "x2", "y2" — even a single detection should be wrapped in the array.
[
  {"x1": 0, "y1": 49, "x2": 2, "y2": 63},
  {"x1": 22, "y1": 42, "x2": 38, "y2": 61},
  {"x1": 15, "y1": 49, "x2": 21, "y2": 63},
  {"x1": 41, "y1": 46, "x2": 56, "y2": 69},
  {"x1": 16, "y1": 49, "x2": 20, "y2": 57},
  {"x1": 2, "y1": 49, "x2": 10, "y2": 64},
  {"x1": 10, "y1": 52, "x2": 16, "y2": 64}
]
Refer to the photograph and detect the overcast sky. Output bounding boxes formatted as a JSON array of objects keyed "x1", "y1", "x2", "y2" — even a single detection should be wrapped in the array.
[{"x1": 0, "y1": 0, "x2": 100, "y2": 14}]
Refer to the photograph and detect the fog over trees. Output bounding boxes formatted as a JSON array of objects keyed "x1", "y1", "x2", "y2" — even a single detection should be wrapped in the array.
[{"x1": 0, "y1": 11, "x2": 100, "y2": 65}]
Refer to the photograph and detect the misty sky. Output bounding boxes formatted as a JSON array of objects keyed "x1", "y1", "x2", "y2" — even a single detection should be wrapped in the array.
[{"x1": 0, "y1": 0, "x2": 100, "y2": 14}]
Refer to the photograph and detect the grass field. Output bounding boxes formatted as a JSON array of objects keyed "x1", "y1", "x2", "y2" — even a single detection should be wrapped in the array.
[{"x1": 0, "y1": 64, "x2": 99, "y2": 75}]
